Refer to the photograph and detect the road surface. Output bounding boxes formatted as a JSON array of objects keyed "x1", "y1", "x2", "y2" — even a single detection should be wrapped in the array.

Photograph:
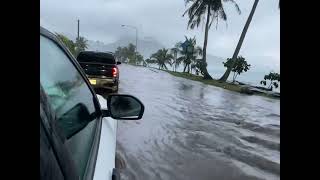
[{"x1": 113, "y1": 64, "x2": 280, "y2": 180}]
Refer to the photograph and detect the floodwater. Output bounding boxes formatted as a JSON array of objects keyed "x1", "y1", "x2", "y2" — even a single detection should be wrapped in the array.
[{"x1": 115, "y1": 64, "x2": 280, "y2": 180}]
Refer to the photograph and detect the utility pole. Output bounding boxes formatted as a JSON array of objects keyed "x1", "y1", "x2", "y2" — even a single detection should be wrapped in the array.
[
  {"x1": 77, "y1": 19, "x2": 80, "y2": 40},
  {"x1": 135, "y1": 29, "x2": 138, "y2": 65}
]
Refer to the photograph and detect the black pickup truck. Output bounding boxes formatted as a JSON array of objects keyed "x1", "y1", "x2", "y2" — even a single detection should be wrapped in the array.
[{"x1": 76, "y1": 51, "x2": 121, "y2": 92}]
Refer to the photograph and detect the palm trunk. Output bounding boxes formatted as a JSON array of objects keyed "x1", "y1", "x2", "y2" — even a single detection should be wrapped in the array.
[
  {"x1": 201, "y1": 5, "x2": 213, "y2": 80},
  {"x1": 219, "y1": 0, "x2": 259, "y2": 82},
  {"x1": 175, "y1": 53, "x2": 177, "y2": 72},
  {"x1": 183, "y1": 64, "x2": 187, "y2": 72},
  {"x1": 172, "y1": 60, "x2": 174, "y2": 71}
]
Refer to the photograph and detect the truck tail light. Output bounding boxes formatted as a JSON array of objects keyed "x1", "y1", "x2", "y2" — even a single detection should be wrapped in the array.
[{"x1": 112, "y1": 67, "x2": 118, "y2": 77}]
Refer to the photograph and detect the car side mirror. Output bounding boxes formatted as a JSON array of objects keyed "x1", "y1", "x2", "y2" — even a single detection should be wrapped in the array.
[
  {"x1": 58, "y1": 103, "x2": 95, "y2": 139},
  {"x1": 116, "y1": 61, "x2": 121, "y2": 65},
  {"x1": 106, "y1": 94, "x2": 144, "y2": 120}
]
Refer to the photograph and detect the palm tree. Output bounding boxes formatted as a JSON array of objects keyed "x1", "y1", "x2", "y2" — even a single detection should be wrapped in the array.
[
  {"x1": 170, "y1": 42, "x2": 182, "y2": 72},
  {"x1": 177, "y1": 36, "x2": 203, "y2": 73},
  {"x1": 150, "y1": 48, "x2": 174, "y2": 70},
  {"x1": 75, "y1": 36, "x2": 88, "y2": 54},
  {"x1": 183, "y1": 0, "x2": 241, "y2": 79},
  {"x1": 114, "y1": 47, "x2": 124, "y2": 62},
  {"x1": 219, "y1": 0, "x2": 259, "y2": 82}
]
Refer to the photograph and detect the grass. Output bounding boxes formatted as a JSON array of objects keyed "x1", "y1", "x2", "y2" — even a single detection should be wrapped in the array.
[
  {"x1": 163, "y1": 70, "x2": 279, "y2": 99},
  {"x1": 165, "y1": 70, "x2": 242, "y2": 92}
]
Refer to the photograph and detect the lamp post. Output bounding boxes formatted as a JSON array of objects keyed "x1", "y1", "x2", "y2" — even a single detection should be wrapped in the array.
[{"x1": 121, "y1": 24, "x2": 138, "y2": 65}]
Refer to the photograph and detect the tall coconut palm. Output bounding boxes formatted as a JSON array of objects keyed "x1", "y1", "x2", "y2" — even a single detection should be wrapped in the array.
[
  {"x1": 170, "y1": 42, "x2": 182, "y2": 72},
  {"x1": 150, "y1": 48, "x2": 174, "y2": 70},
  {"x1": 183, "y1": 0, "x2": 241, "y2": 79},
  {"x1": 177, "y1": 36, "x2": 203, "y2": 73},
  {"x1": 219, "y1": 0, "x2": 259, "y2": 82}
]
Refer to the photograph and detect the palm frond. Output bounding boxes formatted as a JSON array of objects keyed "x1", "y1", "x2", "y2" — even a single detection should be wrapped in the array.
[
  {"x1": 218, "y1": 7, "x2": 227, "y2": 21},
  {"x1": 223, "y1": 0, "x2": 241, "y2": 14}
]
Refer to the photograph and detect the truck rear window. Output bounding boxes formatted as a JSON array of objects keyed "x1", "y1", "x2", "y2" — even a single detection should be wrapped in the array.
[{"x1": 77, "y1": 51, "x2": 116, "y2": 64}]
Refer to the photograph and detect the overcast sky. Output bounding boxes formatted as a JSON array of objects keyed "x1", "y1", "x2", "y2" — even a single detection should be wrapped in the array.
[{"x1": 41, "y1": 0, "x2": 280, "y2": 70}]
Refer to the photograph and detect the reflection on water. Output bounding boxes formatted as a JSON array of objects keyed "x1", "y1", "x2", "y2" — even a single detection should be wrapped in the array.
[{"x1": 115, "y1": 65, "x2": 280, "y2": 180}]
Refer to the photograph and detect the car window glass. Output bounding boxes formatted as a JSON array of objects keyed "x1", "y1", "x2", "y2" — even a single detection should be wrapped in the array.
[{"x1": 40, "y1": 35, "x2": 98, "y2": 179}]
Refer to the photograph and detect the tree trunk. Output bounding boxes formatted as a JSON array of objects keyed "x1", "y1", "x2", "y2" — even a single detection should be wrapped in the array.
[
  {"x1": 232, "y1": 72, "x2": 236, "y2": 83},
  {"x1": 188, "y1": 64, "x2": 190, "y2": 73},
  {"x1": 219, "y1": 0, "x2": 259, "y2": 82},
  {"x1": 202, "y1": 5, "x2": 213, "y2": 80},
  {"x1": 268, "y1": 81, "x2": 273, "y2": 89},
  {"x1": 174, "y1": 53, "x2": 177, "y2": 72},
  {"x1": 172, "y1": 60, "x2": 174, "y2": 71},
  {"x1": 183, "y1": 64, "x2": 187, "y2": 72}
]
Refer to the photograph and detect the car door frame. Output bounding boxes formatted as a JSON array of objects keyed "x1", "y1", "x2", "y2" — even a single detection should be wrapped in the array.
[{"x1": 40, "y1": 27, "x2": 104, "y2": 180}]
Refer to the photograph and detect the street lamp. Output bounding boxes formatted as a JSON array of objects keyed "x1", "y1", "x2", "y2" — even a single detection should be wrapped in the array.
[{"x1": 121, "y1": 24, "x2": 138, "y2": 65}]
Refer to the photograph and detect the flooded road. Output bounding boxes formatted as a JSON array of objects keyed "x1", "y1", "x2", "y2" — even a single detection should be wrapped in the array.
[{"x1": 115, "y1": 64, "x2": 280, "y2": 180}]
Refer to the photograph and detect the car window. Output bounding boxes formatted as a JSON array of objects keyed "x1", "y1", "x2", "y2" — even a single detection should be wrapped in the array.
[
  {"x1": 40, "y1": 120, "x2": 64, "y2": 180},
  {"x1": 40, "y1": 35, "x2": 98, "y2": 179}
]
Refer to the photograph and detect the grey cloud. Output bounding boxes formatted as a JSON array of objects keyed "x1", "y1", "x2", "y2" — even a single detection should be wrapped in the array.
[{"x1": 41, "y1": 0, "x2": 279, "y2": 69}]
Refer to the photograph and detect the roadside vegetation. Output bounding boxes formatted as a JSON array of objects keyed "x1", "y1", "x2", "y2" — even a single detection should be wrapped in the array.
[
  {"x1": 114, "y1": 44, "x2": 144, "y2": 65},
  {"x1": 165, "y1": 70, "x2": 279, "y2": 99},
  {"x1": 260, "y1": 72, "x2": 280, "y2": 91},
  {"x1": 56, "y1": 33, "x2": 88, "y2": 57}
]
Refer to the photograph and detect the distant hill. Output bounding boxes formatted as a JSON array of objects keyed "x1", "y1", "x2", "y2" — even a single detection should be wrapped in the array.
[
  {"x1": 86, "y1": 36, "x2": 279, "y2": 74},
  {"x1": 87, "y1": 36, "x2": 165, "y2": 58}
]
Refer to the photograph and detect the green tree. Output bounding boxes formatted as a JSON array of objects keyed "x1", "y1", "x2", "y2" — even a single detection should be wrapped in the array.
[
  {"x1": 56, "y1": 33, "x2": 77, "y2": 56},
  {"x1": 114, "y1": 47, "x2": 125, "y2": 62},
  {"x1": 130, "y1": 53, "x2": 144, "y2": 65},
  {"x1": 192, "y1": 58, "x2": 207, "y2": 75},
  {"x1": 170, "y1": 42, "x2": 182, "y2": 72},
  {"x1": 183, "y1": 0, "x2": 241, "y2": 80},
  {"x1": 114, "y1": 43, "x2": 142, "y2": 65},
  {"x1": 177, "y1": 36, "x2": 202, "y2": 74},
  {"x1": 125, "y1": 43, "x2": 138, "y2": 64},
  {"x1": 219, "y1": 0, "x2": 258, "y2": 82},
  {"x1": 150, "y1": 48, "x2": 174, "y2": 70},
  {"x1": 260, "y1": 72, "x2": 280, "y2": 90},
  {"x1": 145, "y1": 58, "x2": 157, "y2": 64},
  {"x1": 222, "y1": 56, "x2": 250, "y2": 83},
  {"x1": 75, "y1": 36, "x2": 88, "y2": 56}
]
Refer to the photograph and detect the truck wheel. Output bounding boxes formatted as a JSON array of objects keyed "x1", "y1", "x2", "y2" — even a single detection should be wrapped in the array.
[{"x1": 112, "y1": 84, "x2": 119, "y2": 93}]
